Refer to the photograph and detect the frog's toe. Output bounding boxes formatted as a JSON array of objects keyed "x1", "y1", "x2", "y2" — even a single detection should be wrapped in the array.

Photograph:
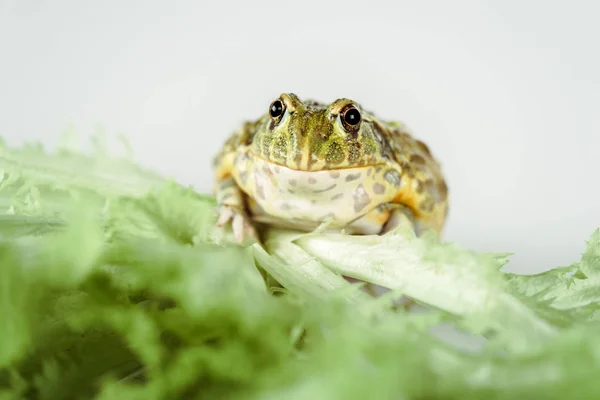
[
  {"x1": 216, "y1": 205, "x2": 257, "y2": 243},
  {"x1": 232, "y1": 212, "x2": 257, "y2": 242},
  {"x1": 216, "y1": 205, "x2": 235, "y2": 227}
]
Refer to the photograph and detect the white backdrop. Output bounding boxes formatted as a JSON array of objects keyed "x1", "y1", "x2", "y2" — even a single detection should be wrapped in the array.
[{"x1": 1, "y1": 0, "x2": 598, "y2": 273}]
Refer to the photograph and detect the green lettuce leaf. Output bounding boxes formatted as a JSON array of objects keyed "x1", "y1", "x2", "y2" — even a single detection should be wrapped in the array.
[{"x1": 1, "y1": 134, "x2": 600, "y2": 399}]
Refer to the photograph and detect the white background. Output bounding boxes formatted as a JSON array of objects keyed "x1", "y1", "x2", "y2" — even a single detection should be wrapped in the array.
[{"x1": 1, "y1": 0, "x2": 598, "y2": 273}]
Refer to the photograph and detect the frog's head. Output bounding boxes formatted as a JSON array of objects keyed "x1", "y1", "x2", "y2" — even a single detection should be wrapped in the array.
[{"x1": 250, "y1": 93, "x2": 391, "y2": 171}]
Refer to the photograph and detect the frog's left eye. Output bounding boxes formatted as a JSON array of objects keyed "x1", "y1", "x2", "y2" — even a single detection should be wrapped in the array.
[
  {"x1": 269, "y1": 99, "x2": 286, "y2": 119},
  {"x1": 340, "y1": 104, "x2": 361, "y2": 133}
]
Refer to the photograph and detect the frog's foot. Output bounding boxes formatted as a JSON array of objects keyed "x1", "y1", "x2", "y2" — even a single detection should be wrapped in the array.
[
  {"x1": 216, "y1": 205, "x2": 257, "y2": 243},
  {"x1": 380, "y1": 204, "x2": 420, "y2": 235}
]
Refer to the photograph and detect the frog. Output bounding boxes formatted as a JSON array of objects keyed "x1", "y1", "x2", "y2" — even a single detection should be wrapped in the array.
[{"x1": 212, "y1": 93, "x2": 448, "y2": 243}]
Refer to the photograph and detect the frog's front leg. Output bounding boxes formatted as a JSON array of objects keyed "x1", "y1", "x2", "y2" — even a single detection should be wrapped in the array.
[{"x1": 215, "y1": 177, "x2": 257, "y2": 243}]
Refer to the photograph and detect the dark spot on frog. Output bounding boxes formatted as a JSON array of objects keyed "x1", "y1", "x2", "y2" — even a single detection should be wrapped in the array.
[
  {"x1": 289, "y1": 179, "x2": 297, "y2": 186},
  {"x1": 373, "y1": 183, "x2": 385, "y2": 194},
  {"x1": 353, "y1": 184, "x2": 371, "y2": 212},
  {"x1": 345, "y1": 173, "x2": 361, "y2": 182},
  {"x1": 331, "y1": 193, "x2": 344, "y2": 201},
  {"x1": 438, "y1": 180, "x2": 448, "y2": 201},
  {"x1": 313, "y1": 183, "x2": 337, "y2": 193},
  {"x1": 308, "y1": 177, "x2": 317, "y2": 184},
  {"x1": 422, "y1": 179, "x2": 443, "y2": 203},
  {"x1": 329, "y1": 171, "x2": 340, "y2": 179},
  {"x1": 383, "y1": 170, "x2": 402, "y2": 187},
  {"x1": 422, "y1": 178, "x2": 434, "y2": 191},
  {"x1": 409, "y1": 154, "x2": 426, "y2": 165},
  {"x1": 415, "y1": 180, "x2": 424, "y2": 194}
]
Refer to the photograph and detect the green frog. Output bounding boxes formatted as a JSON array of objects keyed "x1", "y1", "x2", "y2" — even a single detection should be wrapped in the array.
[{"x1": 212, "y1": 93, "x2": 448, "y2": 242}]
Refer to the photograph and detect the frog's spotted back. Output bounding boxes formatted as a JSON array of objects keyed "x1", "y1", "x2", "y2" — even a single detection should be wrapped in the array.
[{"x1": 212, "y1": 93, "x2": 449, "y2": 242}]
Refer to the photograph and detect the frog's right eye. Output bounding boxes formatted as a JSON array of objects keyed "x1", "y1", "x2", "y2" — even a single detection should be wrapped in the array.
[{"x1": 269, "y1": 99, "x2": 286, "y2": 119}]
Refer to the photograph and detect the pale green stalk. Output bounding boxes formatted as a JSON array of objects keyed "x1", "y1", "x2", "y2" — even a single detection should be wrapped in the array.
[
  {"x1": 292, "y1": 226, "x2": 557, "y2": 350},
  {"x1": 254, "y1": 229, "x2": 371, "y2": 303}
]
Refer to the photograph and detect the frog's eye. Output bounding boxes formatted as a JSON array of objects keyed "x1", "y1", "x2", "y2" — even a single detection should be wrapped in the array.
[
  {"x1": 343, "y1": 107, "x2": 361, "y2": 125},
  {"x1": 269, "y1": 99, "x2": 286, "y2": 119},
  {"x1": 340, "y1": 105, "x2": 361, "y2": 133}
]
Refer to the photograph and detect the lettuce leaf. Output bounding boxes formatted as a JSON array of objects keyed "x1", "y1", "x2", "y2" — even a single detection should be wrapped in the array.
[{"x1": 1, "y1": 135, "x2": 600, "y2": 399}]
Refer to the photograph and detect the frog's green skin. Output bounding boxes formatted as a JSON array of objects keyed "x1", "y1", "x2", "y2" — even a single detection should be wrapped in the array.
[{"x1": 213, "y1": 93, "x2": 448, "y2": 242}]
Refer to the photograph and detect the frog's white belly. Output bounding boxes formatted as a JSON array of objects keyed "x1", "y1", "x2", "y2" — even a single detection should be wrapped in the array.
[{"x1": 232, "y1": 153, "x2": 397, "y2": 234}]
